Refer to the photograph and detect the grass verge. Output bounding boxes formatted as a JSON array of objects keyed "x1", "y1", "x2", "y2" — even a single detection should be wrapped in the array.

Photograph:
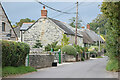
[
  {"x1": 106, "y1": 59, "x2": 119, "y2": 72},
  {"x1": 96, "y1": 56, "x2": 103, "y2": 58},
  {"x1": 2, "y1": 66, "x2": 37, "y2": 77}
]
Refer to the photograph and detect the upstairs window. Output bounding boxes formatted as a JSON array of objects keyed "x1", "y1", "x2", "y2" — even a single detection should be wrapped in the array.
[{"x1": 2, "y1": 22, "x2": 5, "y2": 31}]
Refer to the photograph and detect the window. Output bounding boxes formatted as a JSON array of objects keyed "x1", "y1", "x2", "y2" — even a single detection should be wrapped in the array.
[{"x1": 2, "y1": 22, "x2": 5, "y2": 31}]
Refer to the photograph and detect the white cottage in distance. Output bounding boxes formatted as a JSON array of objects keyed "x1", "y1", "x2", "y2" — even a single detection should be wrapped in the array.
[{"x1": 20, "y1": 6, "x2": 84, "y2": 48}]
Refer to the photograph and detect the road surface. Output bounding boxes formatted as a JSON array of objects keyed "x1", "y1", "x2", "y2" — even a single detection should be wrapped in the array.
[{"x1": 15, "y1": 56, "x2": 118, "y2": 78}]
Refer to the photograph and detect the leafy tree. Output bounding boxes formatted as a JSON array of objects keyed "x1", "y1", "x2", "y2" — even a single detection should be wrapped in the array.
[
  {"x1": 89, "y1": 14, "x2": 108, "y2": 34},
  {"x1": 61, "y1": 34, "x2": 70, "y2": 47},
  {"x1": 33, "y1": 40, "x2": 43, "y2": 48},
  {"x1": 101, "y1": 1, "x2": 120, "y2": 71},
  {"x1": 14, "y1": 18, "x2": 35, "y2": 27},
  {"x1": 69, "y1": 17, "x2": 82, "y2": 28}
]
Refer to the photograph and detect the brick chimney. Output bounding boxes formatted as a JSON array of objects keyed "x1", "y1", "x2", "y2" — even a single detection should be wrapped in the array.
[
  {"x1": 41, "y1": 6, "x2": 47, "y2": 18},
  {"x1": 87, "y1": 24, "x2": 90, "y2": 30},
  {"x1": 81, "y1": 26, "x2": 85, "y2": 29}
]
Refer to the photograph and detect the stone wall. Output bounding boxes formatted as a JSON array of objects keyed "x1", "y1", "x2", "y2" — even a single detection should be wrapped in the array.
[{"x1": 29, "y1": 54, "x2": 54, "y2": 69}]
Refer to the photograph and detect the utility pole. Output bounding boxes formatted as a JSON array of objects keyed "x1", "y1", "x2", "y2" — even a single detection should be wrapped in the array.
[
  {"x1": 75, "y1": 1, "x2": 78, "y2": 45},
  {"x1": 98, "y1": 27, "x2": 100, "y2": 52}
]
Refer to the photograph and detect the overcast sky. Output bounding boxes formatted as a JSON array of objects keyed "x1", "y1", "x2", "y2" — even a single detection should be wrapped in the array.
[{"x1": 2, "y1": 2, "x2": 102, "y2": 26}]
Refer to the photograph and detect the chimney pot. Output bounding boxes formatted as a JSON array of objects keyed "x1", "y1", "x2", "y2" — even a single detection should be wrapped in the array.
[{"x1": 41, "y1": 6, "x2": 47, "y2": 18}]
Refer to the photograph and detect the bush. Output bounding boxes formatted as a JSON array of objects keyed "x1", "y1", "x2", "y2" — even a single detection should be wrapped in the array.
[
  {"x1": 83, "y1": 47, "x2": 89, "y2": 52},
  {"x1": 62, "y1": 45, "x2": 77, "y2": 56},
  {"x1": 106, "y1": 59, "x2": 119, "y2": 72},
  {"x1": 73, "y1": 44, "x2": 83, "y2": 54},
  {"x1": 1, "y1": 40, "x2": 30, "y2": 67},
  {"x1": 88, "y1": 46, "x2": 98, "y2": 52},
  {"x1": 2, "y1": 66, "x2": 37, "y2": 77},
  {"x1": 54, "y1": 45, "x2": 62, "y2": 51},
  {"x1": 81, "y1": 57, "x2": 85, "y2": 61},
  {"x1": 45, "y1": 41, "x2": 58, "y2": 51}
]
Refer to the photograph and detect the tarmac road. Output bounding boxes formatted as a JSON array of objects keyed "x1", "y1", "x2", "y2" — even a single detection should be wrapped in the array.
[{"x1": 15, "y1": 56, "x2": 118, "y2": 78}]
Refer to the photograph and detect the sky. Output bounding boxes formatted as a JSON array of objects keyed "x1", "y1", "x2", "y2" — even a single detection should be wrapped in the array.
[{"x1": 2, "y1": 2, "x2": 102, "y2": 27}]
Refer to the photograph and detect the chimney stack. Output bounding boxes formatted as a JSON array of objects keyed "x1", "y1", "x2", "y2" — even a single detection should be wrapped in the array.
[
  {"x1": 81, "y1": 26, "x2": 85, "y2": 29},
  {"x1": 87, "y1": 24, "x2": 90, "y2": 30},
  {"x1": 41, "y1": 6, "x2": 47, "y2": 18}
]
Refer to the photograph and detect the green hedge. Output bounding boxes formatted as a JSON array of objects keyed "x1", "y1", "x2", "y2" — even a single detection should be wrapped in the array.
[
  {"x1": 62, "y1": 45, "x2": 77, "y2": 56},
  {"x1": 1, "y1": 40, "x2": 30, "y2": 67}
]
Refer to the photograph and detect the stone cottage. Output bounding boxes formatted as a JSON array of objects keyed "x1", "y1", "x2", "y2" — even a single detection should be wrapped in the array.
[
  {"x1": 21, "y1": 6, "x2": 83, "y2": 48},
  {"x1": 0, "y1": 3, "x2": 17, "y2": 40}
]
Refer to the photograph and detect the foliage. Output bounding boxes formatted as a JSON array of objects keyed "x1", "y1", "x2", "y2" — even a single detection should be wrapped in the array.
[
  {"x1": 81, "y1": 57, "x2": 85, "y2": 61},
  {"x1": 83, "y1": 47, "x2": 89, "y2": 52},
  {"x1": 45, "y1": 41, "x2": 58, "y2": 51},
  {"x1": 106, "y1": 59, "x2": 119, "y2": 72},
  {"x1": 101, "y1": 2, "x2": 120, "y2": 71},
  {"x1": 1, "y1": 40, "x2": 30, "y2": 67},
  {"x1": 14, "y1": 18, "x2": 35, "y2": 27},
  {"x1": 61, "y1": 34, "x2": 70, "y2": 47},
  {"x1": 73, "y1": 44, "x2": 83, "y2": 54},
  {"x1": 89, "y1": 14, "x2": 108, "y2": 34},
  {"x1": 33, "y1": 40, "x2": 43, "y2": 48},
  {"x1": 62, "y1": 45, "x2": 77, "y2": 56},
  {"x1": 54, "y1": 45, "x2": 62, "y2": 51},
  {"x1": 89, "y1": 51, "x2": 97, "y2": 55},
  {"x1": 69, "y1": 17, "x2": 82, "y2": 28},
  {"x1": 2, "y1": 66, "x2": 37, "y2": 77},
  {"x1": 88, "y1": 46, "x2": 98, "y2": 52}
]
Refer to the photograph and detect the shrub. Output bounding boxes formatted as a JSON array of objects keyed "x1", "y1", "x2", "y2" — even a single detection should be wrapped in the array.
[
  {"x1": 54, "y1": 45, "x2": 62, "y2": 51},
  {"x1": 45, "y1": 41, "x2": 58, "y2": 51},
  {"x1": 62, "y1": 45, "x2": 77, "y2": 56},
  {"x1": 106, "y1": 59, "x2": 119, "y2": 72},
  {"x1": 73, "y1": 44, "x2": 83, "y2": 54},
  {"x1": 83, "y1": 47, "x2": 89, "y2": 52},
  {"x1": 33, "y1": 40, "x2": 42, "y2": 48},
  {"x1": 88, "y1": 46, "x2": 98, "y2": 52},
  {"x1": 1, "y1": 40, "x2": 30, "y2": 67},
  {"x1": 81, "y1": 57, "x2": 85, "y2": 61}
]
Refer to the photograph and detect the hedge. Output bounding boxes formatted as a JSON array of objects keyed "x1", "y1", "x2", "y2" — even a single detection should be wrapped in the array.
[
  {"x1": 62, "y1": 45, "x2": 77, "y2": 56},
  {"x1": 1, "y1": 40, "x2": 30, "y2": 67}
]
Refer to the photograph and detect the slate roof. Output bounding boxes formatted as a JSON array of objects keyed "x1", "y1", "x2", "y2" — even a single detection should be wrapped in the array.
[
  {"x1": 49, "y1": 18, "x2": 75, "y2": 36},
  {"x1": 21, "y1": 17, "x2": 83, "y2": 37},
  {"x1": 20, "y1": 23, "x2": 33, "y2": 31}
]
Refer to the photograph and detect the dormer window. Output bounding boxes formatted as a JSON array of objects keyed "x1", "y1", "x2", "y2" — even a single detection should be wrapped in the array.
[{"x1": 2, "y1": 22, "x2": 5, "y2": 31}]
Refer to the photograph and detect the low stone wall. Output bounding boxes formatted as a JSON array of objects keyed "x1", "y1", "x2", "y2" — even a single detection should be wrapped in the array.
[
  {"x1": 30, "y1": 48, "x2": 43, "y2": 54},
  {"x1": 29, "y1": 54, "x2": 54, "y2": 69},
  {"x1": 64, "y1": 54, "x2": 76, "y2": 62}
]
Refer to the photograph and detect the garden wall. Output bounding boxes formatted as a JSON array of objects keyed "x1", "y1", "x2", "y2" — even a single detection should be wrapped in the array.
[{"x1": 29, "y1": 54, "x2": 54, "y2": 69}]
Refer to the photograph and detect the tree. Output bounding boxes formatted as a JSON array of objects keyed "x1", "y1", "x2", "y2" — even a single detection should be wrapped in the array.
[
  {"x1": 14, "y1": 18, "x2": 35, "y2": 27},
  {"x1": 101, "y1": 1, "x2": 120, "y2": 71},
  {"x1": 61, "y1": 34, "x2": 70, "y2": 47},
  {"x1": 89, "y1": 14, "x2": 108, "y2": 34},
  {"x1": 69, "y1": 17, "x2": 82, "y2": 28},
  {"x1": 33, "y1": 40, "x2": 43, "y2": 48}
]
